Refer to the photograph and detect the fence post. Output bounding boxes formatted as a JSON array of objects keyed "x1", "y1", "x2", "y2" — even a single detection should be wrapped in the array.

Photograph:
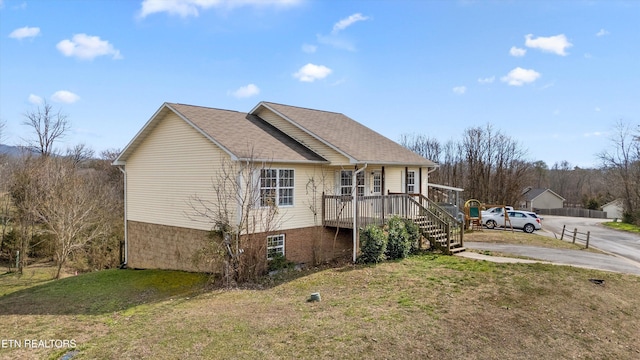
[
  {"x1": 586, "y1": 231, "x2": 590, "y2": 249},
  {"x1": 560, "y1": 225, "x2": 565, "y2": 240},
  {"x1": 572, "y1": 228, "x2": 577, "y2": 244}
]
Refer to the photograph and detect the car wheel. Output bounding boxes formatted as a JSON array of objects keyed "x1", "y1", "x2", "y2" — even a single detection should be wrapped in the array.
[
  {"x1": 523, "y1": 223, "x2": 535, "y2": 233},
  {"x1": 486, "y1": 220, "x2": 496, "y2": 229}
]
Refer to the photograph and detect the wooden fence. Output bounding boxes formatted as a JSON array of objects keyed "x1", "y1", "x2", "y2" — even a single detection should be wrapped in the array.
[
  {"x1": 535, "y1": 208, "x2": 607, "y2": 219},
  {"x1": 559, "y1": 225, "x2": 590, "y2": 248}
]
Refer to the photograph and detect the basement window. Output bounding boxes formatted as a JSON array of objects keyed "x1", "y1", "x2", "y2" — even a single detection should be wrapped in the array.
[{"x1": 267, "y1": 234, "x2": 285, "y2": 260}]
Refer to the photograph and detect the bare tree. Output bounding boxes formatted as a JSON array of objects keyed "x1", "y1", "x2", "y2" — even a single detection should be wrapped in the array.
[
  {"x1": 31, "y1": 158, "x2": 115, "y2": 278},
  {"x1": 65, "y1": 143, "x2": 95, "y2": 167},
  {"x1": 598, "y1": 120, "x2": 640, "y2": 224},
  {"x1": 187, "y1": 149, "x2": 282, "y2": 285},
  {"x1": 6, "y1": 155, "x2": 45, "y2": 273},
  {"x1": 22, "y1": 101, "x2": 70, "y2": 157}
]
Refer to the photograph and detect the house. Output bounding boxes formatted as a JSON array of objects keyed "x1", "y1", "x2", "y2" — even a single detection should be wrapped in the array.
[
  {"x1": 602, "y1": 199, "x2": 624, "y2": 219},
  {"x1": 113, "y1": 101, "x2": 462, "y2": 272},
  {"x1": 520, "y1": 187, "x2": 565, "y2": 211}
]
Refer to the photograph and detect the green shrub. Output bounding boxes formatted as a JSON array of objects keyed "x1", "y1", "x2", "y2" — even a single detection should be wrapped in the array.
[
  {"x1": 358, "y1": 224, "x2": 387, "y2": 264},
  {"x1": 267, "y1": 254, "x2": 295, "y2": 272},
  {"x1": 386, "y1": 216, "x2": 411, "y2": 260},
  {"x1": 402, "y1": 218, "x2": 422, "y2": 254}
]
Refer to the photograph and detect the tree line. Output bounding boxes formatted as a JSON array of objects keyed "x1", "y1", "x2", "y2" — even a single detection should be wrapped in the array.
[
  {"x1": 400, "y1": 121, "x2": 640, "y2": 225},
  {"x1": 0, "y1": 102, "x2": 123, "y2": 278}
]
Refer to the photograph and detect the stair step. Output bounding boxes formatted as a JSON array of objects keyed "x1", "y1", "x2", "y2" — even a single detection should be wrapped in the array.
[{"x1": 449, "y1": 247, "x2": 466, "y2": 254}]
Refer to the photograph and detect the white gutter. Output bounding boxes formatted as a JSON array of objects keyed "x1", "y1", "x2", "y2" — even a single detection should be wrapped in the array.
[
  {"x1": 118, "y1": 166, "x2": 128, "y2": 266},
  {"x1": 352, "y1": 163, "x2": 368, "y2": 263}
]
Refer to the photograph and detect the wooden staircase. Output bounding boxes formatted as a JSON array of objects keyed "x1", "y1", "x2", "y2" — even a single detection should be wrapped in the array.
[
  {"x1": 408, "y1": 195, "x2": 465, "y2": 255},
  {"x1": 321, "y1": 192, "x2": 464, "y2": 255}
]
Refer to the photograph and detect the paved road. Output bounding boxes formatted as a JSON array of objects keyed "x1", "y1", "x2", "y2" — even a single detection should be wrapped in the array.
[
  {"x1": 463, "y1": 242, "x2": 640, "y2": 275},
  {"x1": 539, "y1": 215, "x2": 640, "y2": 264},
  {"x1": 463, "y1": 215, "x2": 640, "y2": 275}
]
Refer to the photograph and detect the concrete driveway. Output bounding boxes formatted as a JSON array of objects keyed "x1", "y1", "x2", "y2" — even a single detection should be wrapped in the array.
[
  {"x1": 539, "y1": 215, "x2": 640, "y2": 264},
  {"x1": 461, "y1": 215, "x2": 640, "y2": 276},
  {"x1": 462, "y1": 242, "x2": 640, "y2": 276}
]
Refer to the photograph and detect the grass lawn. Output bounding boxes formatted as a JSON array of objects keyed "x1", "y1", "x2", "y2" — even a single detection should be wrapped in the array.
[
  {"x1": 603, "y1": 221, "x2": 640, "y2": 234},
  {"x1": 1, "y1": 246, "x2": 640, "y2": 359}
]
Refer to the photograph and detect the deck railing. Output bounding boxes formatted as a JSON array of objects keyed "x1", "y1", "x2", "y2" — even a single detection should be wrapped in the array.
[{"x1": 322, "y1": 192, "x2": 464, "y2": 252}]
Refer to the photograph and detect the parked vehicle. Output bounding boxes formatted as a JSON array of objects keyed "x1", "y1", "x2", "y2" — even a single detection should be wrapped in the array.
[
  {"x1": 481, "y1": 206, "x2": 514, "y2": 217},
  {"x1": 483, "y1": 210, "x2": 542, "y2": 233}
]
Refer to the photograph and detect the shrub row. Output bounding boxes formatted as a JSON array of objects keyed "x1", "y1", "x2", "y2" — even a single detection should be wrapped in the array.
[{"x1": 358, "y1": 216, "x2": 422, "y2": 264}]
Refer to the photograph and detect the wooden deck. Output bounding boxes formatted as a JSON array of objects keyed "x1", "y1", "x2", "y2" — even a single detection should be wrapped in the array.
[{"x1": 322, "y1": 193, "x2": 464, "y2": 254}]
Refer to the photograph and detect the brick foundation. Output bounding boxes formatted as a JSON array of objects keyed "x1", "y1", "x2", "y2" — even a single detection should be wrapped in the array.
[{"x1": 126, "y1": 221, "x2": 353, "y2": 272}]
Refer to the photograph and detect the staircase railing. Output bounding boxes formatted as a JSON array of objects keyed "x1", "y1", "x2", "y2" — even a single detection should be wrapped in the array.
[
  {"x1": 323, "y1": 192, "x2": 464, "y2": 254},
  {"x1": 408, "y1": 195, "x2": 463, "y2": 253}
]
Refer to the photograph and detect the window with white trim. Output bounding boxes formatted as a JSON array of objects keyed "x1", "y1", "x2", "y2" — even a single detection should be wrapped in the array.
[
  {"x1": 372, "y1": 172, "x2": 382, "y2": 194},
  {"x1": 267, "y1": 234, "x2": 285, "y2": 259},
  {"x1": 260, "y1": 169, "x2": 294, "y2": 206},
  {"x1": 407, "y1": 170, "x2": 416, "y2": 194},
  {"x1": 340, "y1": 170, "x2": 365, "y2": 196}
]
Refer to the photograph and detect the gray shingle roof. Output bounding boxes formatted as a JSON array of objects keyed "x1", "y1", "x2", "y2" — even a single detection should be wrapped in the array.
[
  {"x1": 169, "y1": 103, "x2": 327, "y2": 163},
  {"x1": 256, "y1": 102, "x2": 436, "y2": 166}
]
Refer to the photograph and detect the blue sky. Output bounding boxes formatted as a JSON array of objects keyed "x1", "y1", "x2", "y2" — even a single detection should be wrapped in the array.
[{"x1": 1, "y1": 0, "x2": 638, "y2": 168}]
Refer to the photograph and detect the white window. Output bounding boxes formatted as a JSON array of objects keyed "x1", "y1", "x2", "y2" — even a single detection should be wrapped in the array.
[
  {"x1": 407, "y1": 170, "x2": 416, "y2": 194},
  {"x1": 372, "y1": 172, "x2": 382, "y2": 195},
  {"x1": 340, "y1": 170, "x2": 352, "y2": 195},
  {"x1": 267, "y1": 234, "x2": 285, "y2": 259},
  {"x1": 260, "y1": 169, "x2": 294, "y2": 206},
  {"x1": 340, "y1": 170, "x2": 365, "y2": 196}
]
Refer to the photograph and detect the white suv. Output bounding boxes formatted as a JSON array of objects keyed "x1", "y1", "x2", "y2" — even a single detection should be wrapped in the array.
[{"x1": 483, "y1": 210, "x2": 542, "y2": 233}]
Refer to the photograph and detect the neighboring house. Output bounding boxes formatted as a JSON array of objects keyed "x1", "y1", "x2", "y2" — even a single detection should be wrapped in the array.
[
  {"x1": 602, "y1": 199, "x2": 624, "y2": 219},
  {"x1": 520, "y1": 187, "x2": 565, "y2": 211},
  {"x1": 113, "y1": 101, "x2": 461, "y2": 272}
]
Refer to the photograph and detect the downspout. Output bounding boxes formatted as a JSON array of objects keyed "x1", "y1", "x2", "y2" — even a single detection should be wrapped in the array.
[
  {"x1": 352, "y1": 163, "x2": 368, "y2": 263},
  {"x1": 118, "y1": 166, "x2": 128, "y2": 267}
]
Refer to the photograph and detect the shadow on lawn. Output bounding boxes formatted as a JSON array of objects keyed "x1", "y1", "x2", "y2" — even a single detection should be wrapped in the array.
[{"x1": 0, "y1": 268, "x2": 209, "y2": 316}]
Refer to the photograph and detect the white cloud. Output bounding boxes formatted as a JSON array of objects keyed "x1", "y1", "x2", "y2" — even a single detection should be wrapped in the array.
[
  {"x1": 332, "y1": 13, "x2": 370, "y2": 34},
  {"x1": 501, "y1": 67, "x2": 541, "y2": 86},
  {"x1": 596, "y1": 29, "x2": 609, "y2": 37},
  {"x1": 28, "y1": 94, "x2": 43, "y2": 104},
  {"x1": 57, "y1": 34, "x2": 122, "y2": 60},
  {"x1": 138, "y1": 0, "x2": 301, "y2": 18},
  {"x1": 51, "y1": 90, "x2": 80, "y2": 104},
  {"x1": 9, "y1": 26, "x2": 40, "y2": 40},
  {"x1": 317, "y1": 34, "x2": 357, "y2": 51},
  {"x1": 509, "y1": 46, "x2": 526, "y2": 57},
  {"x1": 478, "y1": 76, "x2": 495, "y2": 84},
  {"x1": 453, "y1": 86, "x2": 466, "y2": 95},
  {"x1": 524, "y1": 34, "x2": 573, "y2": 56},
  {"x1": 293, "y1": 63, "x2": 332, "y2": 82},
  {"x1": 230, "y1": 83, "x2": 260, "y2": 98},
  {"x1": 301, "y1": 43, "x2": 317, "y2": 53}
]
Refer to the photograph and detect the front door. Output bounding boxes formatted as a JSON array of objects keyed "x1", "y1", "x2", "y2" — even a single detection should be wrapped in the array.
[{"x1": 371, "y1": 171, "x2": 382, "y2": 196}]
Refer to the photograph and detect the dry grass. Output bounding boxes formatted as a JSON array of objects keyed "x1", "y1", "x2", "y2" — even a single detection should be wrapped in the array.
[
  {"x1": 464, "y1": 229, "x2": 603, "y2": 252},
  {"x1": 1, "y1": 252, "x2": 640, "y2": 360}
]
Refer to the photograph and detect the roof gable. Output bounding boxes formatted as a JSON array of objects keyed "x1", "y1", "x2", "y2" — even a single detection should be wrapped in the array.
[
  {"x1": 522, "y1": 187, "x2": 566, "y2": 201},
  {"x1": 114, "y1": 103, "x2": 327, "y2": 165}
]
